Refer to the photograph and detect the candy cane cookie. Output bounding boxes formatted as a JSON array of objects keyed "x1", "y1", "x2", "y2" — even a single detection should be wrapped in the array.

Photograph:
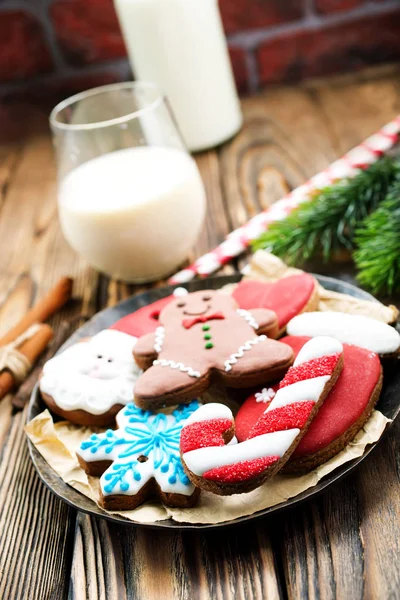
[{"x1": 180, "y1": 336, "x2": 344, "y2": 495}]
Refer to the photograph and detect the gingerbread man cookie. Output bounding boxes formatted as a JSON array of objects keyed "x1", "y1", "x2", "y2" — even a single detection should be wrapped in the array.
[
  {"x1": 133, "y1": 290, "x2": 293, "y2": 408},
  {"x1": 77, "y1": 401, "x2": 201, "y2": 510}
]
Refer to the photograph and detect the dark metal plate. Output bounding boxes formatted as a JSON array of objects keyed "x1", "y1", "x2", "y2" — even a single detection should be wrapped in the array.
[{"x1": 27, "y1": 275, "x2": 400, "y2": 529}]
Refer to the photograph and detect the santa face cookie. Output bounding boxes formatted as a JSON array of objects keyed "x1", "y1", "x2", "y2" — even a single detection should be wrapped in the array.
[
  {"x1": 287, "y1": 311, "x2": 400, "y2": 355},
  {"x1": 232, "y1": 274, "x2": 319, "y2": 334},
  {"x1": 77, "y1": 400, "x2": 201, "y2": 510},
  {"x1": 40, "y1": 330, "x2": 141, "y2": 426},
  {"x1": 180, "y1": 336, "x2": 344, "y2": 495},
  {"x1": 133, "y1": 289, "x2": 294, "y2": 409},
  {"x1": 235, "y1": 336, "x2": 383, "y2": 472}
]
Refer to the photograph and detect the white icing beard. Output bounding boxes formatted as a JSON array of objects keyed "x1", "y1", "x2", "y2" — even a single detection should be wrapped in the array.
[
  {"x1": 287, "y1": 311, "x2": 400, "y2": 354},
  {"x1": 40, "y1": 330, "x2": 141, "y2": 415}
]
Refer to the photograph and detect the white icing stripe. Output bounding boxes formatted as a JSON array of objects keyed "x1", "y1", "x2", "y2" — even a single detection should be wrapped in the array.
[
  {"x1": 154, "y1": 326, "x2": 165, "y2": 353},
  {"x1": 153, "y1": 359, "x2": 201, "y2": 378},
  {"x1": 287, "y1": 311, "x2": 400, "y2": 354},
  {"x1": 183, "y1": 429, "x2": 300, "y2": 476},
  {"x1": 184, "y1": 403, "x2": 232, "y2": 426},
  {"x1": 236, "y1": 309, "x2": 259, "y2": 330},
  {"x1": 224, "y1": 335, "x2": 267, "y2": 372},
  {"x1": 294, "y1": 336, "x2": 343, "y2": 366},
  {"x1": 265, "y1": 376, "x2": 330, "y2": 412}
]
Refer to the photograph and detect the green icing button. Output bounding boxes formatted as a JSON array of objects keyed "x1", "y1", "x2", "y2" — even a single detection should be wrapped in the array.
[
  {"x1": 205, "y1": 342, "x2": 214, "y2": 349},
  {"x1": 202, "y1": 325, "x2": 210, "y2": 331},
  {"x1": 204, "y1": 334, "x2": 212, "y2": 340}
]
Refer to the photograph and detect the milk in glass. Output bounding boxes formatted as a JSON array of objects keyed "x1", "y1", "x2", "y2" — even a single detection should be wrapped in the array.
[{"x1": 58, "y1": 146, "x2": 206, "y2": 282}]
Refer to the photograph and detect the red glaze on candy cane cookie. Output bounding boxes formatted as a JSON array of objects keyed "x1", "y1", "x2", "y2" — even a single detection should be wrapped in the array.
[{"x1": 180, "y1": 336, "x2": 344, "y2": 495}]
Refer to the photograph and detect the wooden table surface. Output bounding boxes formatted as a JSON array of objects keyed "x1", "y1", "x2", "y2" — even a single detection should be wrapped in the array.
[{"x1": 0, "y1": 66, "x2": 400, "y2": 600}]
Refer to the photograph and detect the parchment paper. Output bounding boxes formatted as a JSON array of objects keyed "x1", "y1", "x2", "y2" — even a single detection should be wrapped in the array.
[{"x1": 25, "y1": 409, "x2": 390, "y2": 524}]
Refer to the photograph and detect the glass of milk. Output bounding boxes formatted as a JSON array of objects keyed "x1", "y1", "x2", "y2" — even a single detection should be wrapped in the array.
[{"x1": 50, "y1": 82, "x2": 207, "y2": 282}]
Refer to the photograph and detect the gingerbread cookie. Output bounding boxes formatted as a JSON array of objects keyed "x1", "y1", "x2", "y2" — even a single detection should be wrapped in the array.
[
  {"x1": 287, "y1": 311, "x2": 400, "y2": 355},
  {"x1": 180, "y1": 336, "x2": 344, "y2": 495},
  {"x1": 40, "y1": 330, "x2": 141, "y2": 427},
  {"x1": 77, "y1": 400, "x2": 201, "y2": 510},
  {"x1": 133, "y1": 289, "x2": 293, "y2": 409},
  {"x1": 235, "y1": 336, "x2": 383, "y2": 472},
  {"x1": 232, "y1": 274, "x2": 318, "y2": 334}
]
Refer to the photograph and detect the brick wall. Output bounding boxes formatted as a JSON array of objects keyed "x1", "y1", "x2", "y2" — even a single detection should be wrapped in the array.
[{"x1": 0, "y1": 0, "x2": 399, "y2": 101}]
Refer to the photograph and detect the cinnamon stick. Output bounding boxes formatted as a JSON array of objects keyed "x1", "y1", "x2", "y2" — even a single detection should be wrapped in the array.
[
  {"x1": 12, "y1": 321, "x2": 72, "y2": 410},
  {"x1": 0, "y1": 324, "x2": 53, "y2": 400},
  {"x1": 0, "y1": 277, "x2": 73, "y2": 347}
]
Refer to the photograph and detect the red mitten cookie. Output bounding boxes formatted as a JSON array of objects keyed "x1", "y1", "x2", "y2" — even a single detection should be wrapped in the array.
[
  {"x1": 180, "y1": 336, "x2": 343, "y2": 495},
  {"x1": 236, "y1": 336, "x2": 383, "y2": 473},
  {"x1": 133, "y1": 289, "x2": 293, "y2": 409},
  {"x1": 110, "y1": 296, "x2": 173, "y2": 338},
  {"x1": 232, "y1": 274, "x2": 318, "y2": 334},
  {"x1": 110, "y1": 287, "x2": 189, "y2": 338}
]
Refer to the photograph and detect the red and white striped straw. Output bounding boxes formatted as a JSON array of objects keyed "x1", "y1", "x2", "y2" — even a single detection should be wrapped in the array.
[{"x1": 169, "y1": 115, "x2": 400, "y2": 285}]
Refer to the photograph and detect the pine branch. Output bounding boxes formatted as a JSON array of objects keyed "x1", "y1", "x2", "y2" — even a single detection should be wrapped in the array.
[
  {"x1": 354, "y1": 178, "x2": 400, "y2": 294},
  {"x1": 252, "y1": 157, "x2": 399, "y2": 265}
]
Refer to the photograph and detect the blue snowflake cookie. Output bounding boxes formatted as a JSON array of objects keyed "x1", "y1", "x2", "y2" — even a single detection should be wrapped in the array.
[{"x1": 76, "y1": 400, "x2": 201, "y2": 510}]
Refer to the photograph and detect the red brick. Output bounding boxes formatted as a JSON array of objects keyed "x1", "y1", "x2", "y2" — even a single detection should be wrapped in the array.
[
  {"x1": 257, "y1": 10, "x2": 400, "y2": 85},
  {"x1": 3, "y1": 72, "x2": 122, "y2": 109},
  {"x1": 229, "y1": 47, "x2": 249, "y2": 93},
  {"x1": 314, "y1": 0, "x2": 367, "y2": 14},
  {"x1": 220, "y1": 0, "x2": 304, "y2": 35},
  {"x1": 0, "y1": 11, "x2": 53, "y2": 83},
  {"x1": 50, "y1": 0, "x2": 126, "y2": 65}
]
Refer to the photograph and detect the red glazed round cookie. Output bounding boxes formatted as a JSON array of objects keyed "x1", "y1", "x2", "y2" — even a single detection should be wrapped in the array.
[
  {"x1": 232, "y1": 274, "x2": 318, "y2": 334},
  {"x1": 236, "y1": 335, "x2": 383, "y2": 472}
]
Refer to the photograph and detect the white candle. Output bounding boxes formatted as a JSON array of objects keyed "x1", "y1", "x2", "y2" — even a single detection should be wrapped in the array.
[
  {"x1": 58, "y1": 146, "x2": 206, "y2": 282},
  {"x1": 114, "y1": 0, "x2": 243, "y2": 152}
]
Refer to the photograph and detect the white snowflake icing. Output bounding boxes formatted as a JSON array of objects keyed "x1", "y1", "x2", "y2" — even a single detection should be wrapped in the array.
[{"x1": 255, "y1": 387, "x2": 276, "y2": 403}]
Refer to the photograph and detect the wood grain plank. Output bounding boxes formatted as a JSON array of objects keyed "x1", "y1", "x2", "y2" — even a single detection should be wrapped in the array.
[
  {"x1": 68, "y1": 519, "x2": 282, "y2": 600},
  {"x1": 0, "y1": 406, "x2": 76, "y2": 600},
  {"x1": 358, "y1": 418, "x2": 400, "y2": 599}
]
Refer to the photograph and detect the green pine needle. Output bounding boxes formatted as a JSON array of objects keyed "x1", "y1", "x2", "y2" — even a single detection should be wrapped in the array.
[
  {"x1": 354, "y1": 178, "x2": 400, "y2": 294},
  {"x1": 252, "y1": 157, "x2": 399, "y2": 265}
]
